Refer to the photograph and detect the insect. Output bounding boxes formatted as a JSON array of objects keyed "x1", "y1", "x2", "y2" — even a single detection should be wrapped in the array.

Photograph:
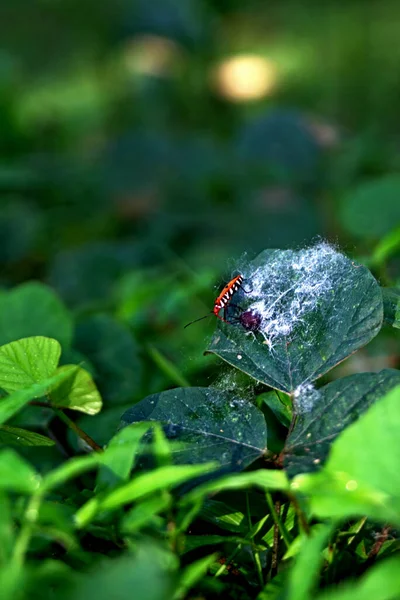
[{"x1": 184, "y1": 274, "x2": 245, "y2": 328}]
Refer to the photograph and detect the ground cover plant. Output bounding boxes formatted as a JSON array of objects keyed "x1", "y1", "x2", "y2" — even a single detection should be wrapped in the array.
[{"x1": 0, "y1": 240, "x2": 400, "y2": 600}]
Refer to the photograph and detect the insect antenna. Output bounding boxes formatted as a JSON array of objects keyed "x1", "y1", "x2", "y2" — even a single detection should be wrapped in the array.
[{"x1": 184, "y1": 313, "x2": 213, "y2": 328}]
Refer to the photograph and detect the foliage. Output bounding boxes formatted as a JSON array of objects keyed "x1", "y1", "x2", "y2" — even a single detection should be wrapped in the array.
[
  {"x1": 0, "y1": 238, "x2": 399, "y2": 600},
  {"x1": 1, "y1": 0, "x2": 400, "y2": 597}
]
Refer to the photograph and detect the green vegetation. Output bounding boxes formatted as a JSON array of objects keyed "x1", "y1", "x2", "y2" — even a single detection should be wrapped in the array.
[{"x1": 1, "y1": 0, "x2": 400, "y2": 598}]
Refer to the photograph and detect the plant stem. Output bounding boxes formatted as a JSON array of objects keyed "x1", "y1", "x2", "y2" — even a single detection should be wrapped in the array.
[
  {"x1": 289, "y1": 493, "x2": 310, "y2": 535},
  {"x1": 246, "y1": 492, "x2": 264, "y2": 588},
  {"x1": 265, "y1": 493, "x2": 292, "y2": 549},
  {"x1": 52, "y1": 408, "x2": 103, "y2": 453}
]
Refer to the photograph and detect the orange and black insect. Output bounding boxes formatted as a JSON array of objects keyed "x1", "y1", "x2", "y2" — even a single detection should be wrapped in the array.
[{"x1": 184, "y1": 274, "x2": 245, "y2": 328}]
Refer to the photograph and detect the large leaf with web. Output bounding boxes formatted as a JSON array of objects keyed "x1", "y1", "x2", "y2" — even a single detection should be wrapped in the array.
[
  {"x1": 207, "y1": 244, "x2": 383, "y2": 393},
  {"x1": 283, "y1": 369, "x2": 400, "y2": 477},
  {"x1": 120, "y1": 387, "x2": 267, "y2": 472}
]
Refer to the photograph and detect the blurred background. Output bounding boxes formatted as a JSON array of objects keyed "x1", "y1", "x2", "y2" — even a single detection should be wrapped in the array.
[{"x1": 1, "y1": 0, "x2": 400, "y2": 446}]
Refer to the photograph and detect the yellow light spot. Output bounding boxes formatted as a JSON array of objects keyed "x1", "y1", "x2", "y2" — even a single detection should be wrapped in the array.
[
  {"x1": 212, "y1": 54, "x2": 277, "y2": 102},
  {"x1": 345, "y1": 480, "x2": 358, "y2": 491}
]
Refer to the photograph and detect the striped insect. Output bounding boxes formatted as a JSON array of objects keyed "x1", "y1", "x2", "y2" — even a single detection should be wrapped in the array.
[{"x1": 184, "y1": 274, "x2": 245, "y2": 328}]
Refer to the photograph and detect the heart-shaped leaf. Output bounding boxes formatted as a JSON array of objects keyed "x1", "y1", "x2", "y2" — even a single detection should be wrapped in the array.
[
  {"x1": 120, "y1": 387, "x2": 267, "y2": 471},
  {"x1": 208, "y1": 244, "x2": 383, "y2": 393},
  {"x1": 284, "y1": 369, "x2": 400, "y2": 477},
  {"x1": 0, "y1": 366, "x2": 78, "y2": 425},
  {"x1": 0, "y1": 336, "x2": 61, "y2": 393},
  {"x1": 49, "y1": 365, "x2": 103, "y2": 415}
]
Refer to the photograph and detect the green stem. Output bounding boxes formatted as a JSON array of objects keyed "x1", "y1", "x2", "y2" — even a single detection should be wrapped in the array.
[
  {"x1": 52, "y1": 408, "x2": 103, "y2": 453},
  {"x1": 246, "y1": 493, "x2": 264, "y2": 588},
  {"x1": 12, "y1": 492, "x2": 43, "y2": 567},
  {"x1": 266, "y1": 493, "x2": 292, "y2": 549}
]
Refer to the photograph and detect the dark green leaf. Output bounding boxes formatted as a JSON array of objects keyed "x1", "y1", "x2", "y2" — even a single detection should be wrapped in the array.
[
  {"x1": 199, "y1": 499, "x2": 246, "y2": 534},
  {"x1": 208, "y1": 245, "x2": 382, "y2": 392},
  {"x1": 0, "y1": 336, "x2": 61, "y2": 393},
  {"x1": 258, "y1": 391, "x2": 292, "y2": 428},
  {"x1": 293, "y1": 383, "x2": 400, "y2": 525},
  {"x1": 382, "y1": 288, "x2": 400, "y2": 329},
  {"x1": 49, "y1": 365, "x2": 102, "y2": 415},
  {"x1": 284, "y1": 369, "x2": 400, "y2": 477},
  {"x1": 340, "y1": 175, "x2": 400, "y2": 238},
  {"x1": 0, "y1": 425, "x2": 55, "y2": 446},
  {"x1": 120, "y1": 387, "x2": 267, "y2": 471},
  {"x1": 0, "y1": 283, "x2": 73, "y2": 349},
  {"x1": 75, "y1": 314, "x2": 142, "y2": 405}
]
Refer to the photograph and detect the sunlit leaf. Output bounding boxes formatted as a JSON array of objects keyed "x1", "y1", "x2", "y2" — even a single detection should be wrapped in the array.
[
  {"x1": 0, "y1": 336, "x2": 61, "y2": 393},
  {"x1": 50, "y1": 365, "x2": 102, "y2": 415}
]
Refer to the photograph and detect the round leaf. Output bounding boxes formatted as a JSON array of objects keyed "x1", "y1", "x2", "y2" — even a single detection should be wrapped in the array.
[
  {"x1": 120, "y1": 387, "x2": 267, "y2": 471},
  {"x1": 0, "y1": 282, "x2": 73, "y2": 349},
  {"x1": 340, "y1": 175, "x2": 400, "y2": 238},
  {"x1": 208, "y1": 244, "x2": 383, "y2": 393},
  {"x1": 75, "y1": 314, "x2": 142, "y2": 406},
  {"x1": 0, "y1": 336, "x2": 61, "y2": 393}
]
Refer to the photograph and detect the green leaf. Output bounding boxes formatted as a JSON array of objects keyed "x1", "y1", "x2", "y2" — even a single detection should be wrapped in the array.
[
  {"x1": 314, "y1": 555, "x2": 400, "y2": 600},
  {"x1": 208, "y1": 245, "x2": 382, "y2": 392},
  {"x1": 41, "y1": 452, "x2": 103, "y2": 493},
  {"x1": 121, "y1": 494, "x2": 172, "y2": 533},
  {"x1": 68, "y1": 543, "x2": 176, "y2": 600},
  {"x1": 0, "y1": 366, "x2": 77, "y2": 425},
  {"x1": 49, "y1": 365, "x2": 102, "y2": 415},
  {"x1": 96, "y1": 422, "x2": 152, "y2": 491},
  {"x1": 0, "y1": 425, "x2": 55, "y2": 446},
  {"x1": 181, "y1": 470, "x2": 289, "y2": 506},
  {"x1": 340, "y1": 175, "x2": 400, "y2": 239},
  {"x1": 120, "y1": 387, "x2": 267, "y2": 471},
  {"x1": 0, "y1": 449, "x2": 41, "y2": 493},
  {"x1": 0, "y1": 336, "x2": 61, "y2": 393},
  {"x1": 75, "y1": 463, "x2": 217, "y2": 528},
  {"x1": 286, "y1": 524, "x2": 333, "y2": 600},
  {"x1": 173, "y1": 553, "x2": 217, "y2": 600},
  {"x1": 284, "y1": 369, "x2": 400, "y2": 476},
  {"x1": 382, "y1": 288, "x2": 400, "y2": 329},
  {"x1": 0, "y1": 282, "x2": 73, "y2": 349},
  {"x1": 75, "y1": 314, "x2": 142, "y2": 405},
  {"x1": 370, "y1": 226, "x2": 400, "y2": 267},
  {"x1": 0, "y1": 493, "x2": 14, "y2": 563},
  {"x1": 292, "y1": 383, "x2": 400, "y2": 525},
  {"x1": 258, "y1": 391, "x2": 292, "y2": 427},
  {"x1": 199, "y1": 499, "x2": 246, "y2": 534}
]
